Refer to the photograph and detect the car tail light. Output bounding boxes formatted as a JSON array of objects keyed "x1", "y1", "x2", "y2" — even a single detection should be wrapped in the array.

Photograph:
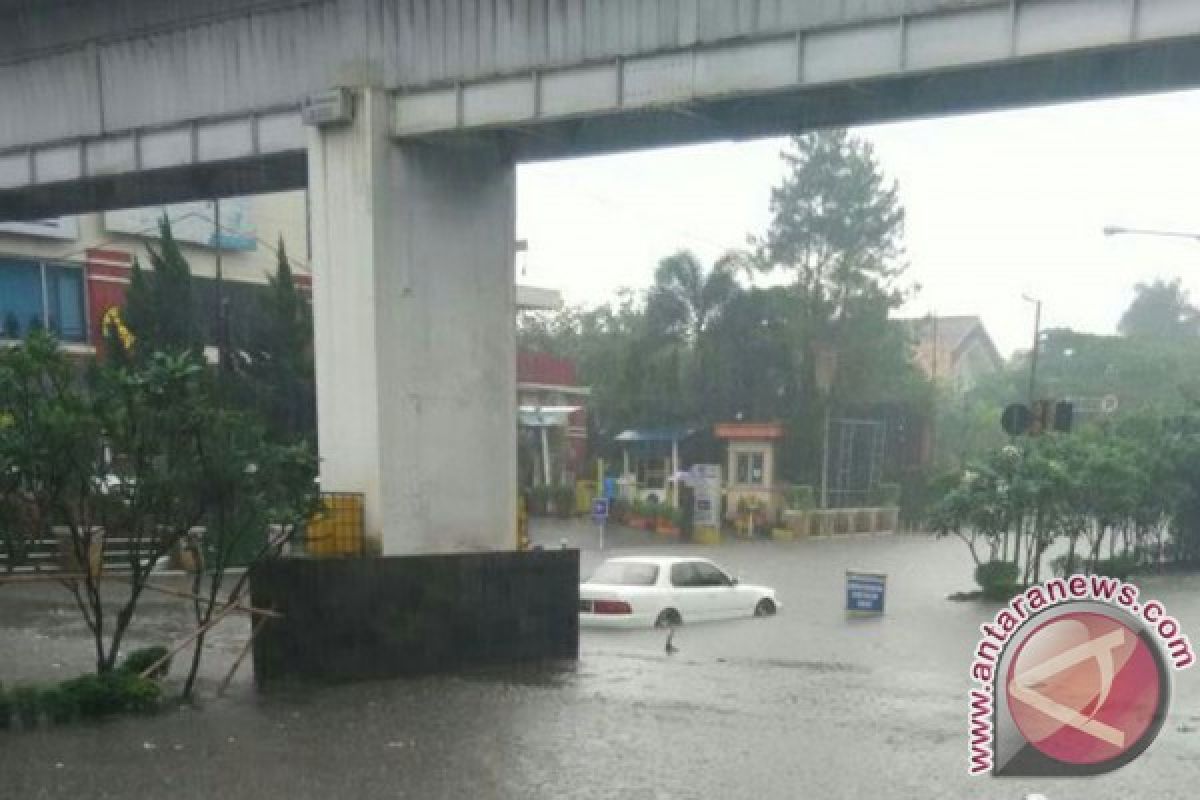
[{"x1": 592, "y1": 599, "x2": 633, "y2": 615}]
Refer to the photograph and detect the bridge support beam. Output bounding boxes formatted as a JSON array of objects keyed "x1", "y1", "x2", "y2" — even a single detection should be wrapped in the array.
[{"x1": 307, "y1": 88, "x2": 516, "y2": 554}]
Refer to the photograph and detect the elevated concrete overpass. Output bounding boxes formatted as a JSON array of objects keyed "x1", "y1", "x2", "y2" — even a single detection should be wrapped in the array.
[
  {"x1": 4, "y1": 0, "x2": 1200, "y2": 217},
  {"x1": 3, "y1": 0, "x2": 1200, "y2": 553}
]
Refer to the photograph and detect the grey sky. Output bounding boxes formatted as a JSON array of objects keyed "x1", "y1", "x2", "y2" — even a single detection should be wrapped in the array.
[{"x1": 517, "y1": 88, "x2": 1200, "y2": 357}]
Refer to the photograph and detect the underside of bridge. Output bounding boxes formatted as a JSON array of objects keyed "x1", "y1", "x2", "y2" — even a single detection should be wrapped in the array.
[{"x1": 4, "y1": 0, "x2": 1200, "y2": 554}]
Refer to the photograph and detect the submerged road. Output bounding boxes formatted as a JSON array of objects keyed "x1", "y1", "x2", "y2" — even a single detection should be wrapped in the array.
[{"x1": 1, "y1": 521, "x2": 1197, "y2": 799}]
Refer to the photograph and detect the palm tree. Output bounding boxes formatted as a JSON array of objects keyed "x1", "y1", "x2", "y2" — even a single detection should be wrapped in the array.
[{"x1": 644, "y1": 250, "x2": 745, "y2": 343}]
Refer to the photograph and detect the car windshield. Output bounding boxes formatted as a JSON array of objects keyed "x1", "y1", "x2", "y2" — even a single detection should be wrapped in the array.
[{"x1": 588, "y1": 562, "x2": 659, "y2": 586}]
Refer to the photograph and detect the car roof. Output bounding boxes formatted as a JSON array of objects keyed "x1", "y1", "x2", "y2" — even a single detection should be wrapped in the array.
[{"x1": 601, "y1": 556, "x2": 713, "y2": 567}]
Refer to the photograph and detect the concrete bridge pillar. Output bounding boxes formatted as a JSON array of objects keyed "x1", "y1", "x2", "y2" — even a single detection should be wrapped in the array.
[{"x1": 307, "y1": 88, "x2": 516, "y2": 554}]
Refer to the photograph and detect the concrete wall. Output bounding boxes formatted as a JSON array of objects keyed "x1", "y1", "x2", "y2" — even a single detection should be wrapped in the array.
[{"x1": 248, "y1": 549, "x2": 580, "y2": 684}]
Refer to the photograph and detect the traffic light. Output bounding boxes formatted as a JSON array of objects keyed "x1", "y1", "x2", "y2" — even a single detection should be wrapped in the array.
[{"x1": 1000, "y1": 400, "x2": 1073, "y2": 437}]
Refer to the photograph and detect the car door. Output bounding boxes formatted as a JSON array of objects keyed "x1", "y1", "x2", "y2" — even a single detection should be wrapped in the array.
[
  {"x1": 690, "y1": 561, "x2": 741, "y2": 619},
  {"x1": 668, "y1": 562, "x2": 712, "y2": 621}
]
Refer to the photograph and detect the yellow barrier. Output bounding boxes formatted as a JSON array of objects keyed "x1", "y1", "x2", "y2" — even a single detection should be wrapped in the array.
[
  {"x1": 575, "y1": 480, "x2": 597, "y2": 515},
  {"x1": 306, "y1": 493, "x2": 365, "y2": 557}
]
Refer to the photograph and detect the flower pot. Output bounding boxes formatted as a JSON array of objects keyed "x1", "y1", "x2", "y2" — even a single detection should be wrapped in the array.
[{"x1": 655, "y1": 522, "x2": 680, "y2": 537}]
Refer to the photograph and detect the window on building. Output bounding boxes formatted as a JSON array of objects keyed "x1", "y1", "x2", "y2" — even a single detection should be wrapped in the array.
[
  {"x1": 0, "y1": 259, "x2": 86, "y2": 343},
  {"x1": 735, "y1": 451, "x2": 765, "y2": 485}
]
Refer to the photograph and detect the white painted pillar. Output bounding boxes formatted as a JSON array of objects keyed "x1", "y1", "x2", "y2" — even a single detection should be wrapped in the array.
[
  {"x1": 540, "y1": 426, "x2": 552, "y2": 487},
  {"x1": 308, "y1": 88, "x2": 516, "y2": 554},
  {"x1": 671, "y1": 438, "x2": 680, "y2": 509}
]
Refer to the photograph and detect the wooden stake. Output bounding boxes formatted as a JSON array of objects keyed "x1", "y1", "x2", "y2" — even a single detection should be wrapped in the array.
[
  {"x1": 139, "y1": 598, "x2": 243, "y2": 680},
  {"x1": 129, "y1": 579, "x2": 282, "y2": 619},
  {"x1": 216, "y1": 616, "x2": 267, "y2": 696}
]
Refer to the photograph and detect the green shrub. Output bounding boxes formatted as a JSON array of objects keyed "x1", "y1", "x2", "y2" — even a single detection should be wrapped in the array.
[
  {"x1": 118, "y1": 646, "x2": 171, "y2": 679},
  {"x1": 609, "y1": 496, "x2": 628, "y2": 520},
  {"x1": 787, "y1": 485, "x2": 815, "y2": 511},
  {"x1": 526, "y1": 485, "x2": 550, "y2": 515},
  {"x1": 1093, "y1": 554, "x2": 1139, "y2": 582},
  {"x1": 39, "y1": 686, "x2": 79, "y2": 725},
  {"x1": 553, "y1": 485, "x2": 575, "y2": 518},
  {"x1": 0, "y1": 683, "x2": 11, "y2": 730},
  {"x1": 57, "y1": 672, "x2": 161, "y2": 718},
  {"x1": 1049, "y1": 553, "x2": 1083, "y2": 578},
  {"x1": 975, "y1": 560, "x2": 1021, "y2": 601},
  {"x1": 11, "y1": 686, "x2": 41, "y2": 728}
]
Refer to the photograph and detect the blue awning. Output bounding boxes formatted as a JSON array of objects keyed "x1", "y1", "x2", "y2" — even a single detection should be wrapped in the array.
[{"x1": 614, "y1": 427, "x2": 695, "y2": 443}]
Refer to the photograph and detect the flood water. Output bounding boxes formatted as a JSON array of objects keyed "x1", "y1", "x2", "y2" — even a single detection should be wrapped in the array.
[{"x1": 2, "y1": 522, "x2": 1197, "y2": 799}]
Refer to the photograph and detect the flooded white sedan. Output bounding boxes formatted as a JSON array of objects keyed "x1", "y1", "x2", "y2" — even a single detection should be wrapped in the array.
[{"x1": 579, "y1": 556, "x2": 781, "y2": 628}]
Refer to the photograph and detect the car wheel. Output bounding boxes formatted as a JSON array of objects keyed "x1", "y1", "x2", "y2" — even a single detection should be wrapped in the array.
[
  {"x1": 655, "y1": 608, "x2": 682, "y2": 628},
  {"x1": 754, "y1": 598, "x2": 777, "y2": 617}
]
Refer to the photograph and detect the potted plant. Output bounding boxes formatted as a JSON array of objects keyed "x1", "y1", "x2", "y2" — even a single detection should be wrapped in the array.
[
  {"x1": 655, "y1": 506, "x2": 681, "y2": 537},
  {"x1": 526, "y1": 485, "x2": 549, "y2": 516},
  {"x1": 554, "y1": 485, "x2": 575, "y2": 519},
  {"x1": 627, "y1": 499, "x2": 646, "y2": 529},
  {"x1": 609, "y1": 497, "x2": 629, "y2": 525}
]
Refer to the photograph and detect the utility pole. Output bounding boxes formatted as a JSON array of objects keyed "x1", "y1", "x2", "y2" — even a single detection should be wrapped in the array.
[
  {"x1": 1023, "y1": 295, "x2": 1042, "y2": 406},
  {"x1": 213, "y1": 197, "x2": 230, "y2": 381}
]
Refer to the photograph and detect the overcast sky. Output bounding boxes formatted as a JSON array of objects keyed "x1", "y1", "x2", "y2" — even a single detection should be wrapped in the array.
[{"x1": 516, "y1": 88, "x2": 1200, "y2": 357}]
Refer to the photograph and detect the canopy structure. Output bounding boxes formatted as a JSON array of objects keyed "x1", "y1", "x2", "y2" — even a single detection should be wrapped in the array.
[
  {"x1": 519, "y1": 405, "x2": 582, "y2": 487},
  {"x1": 518, "y1": 406, "x2": 581, "y2": 428},
  {"x1": 614, "y1": 427, "x2": 695, "y2": 508}
]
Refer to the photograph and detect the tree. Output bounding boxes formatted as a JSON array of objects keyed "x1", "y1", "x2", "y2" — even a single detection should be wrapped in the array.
[
  {"x1": 751, "y1": 129, "x2": 916, "y2": 484},
  {"x1": 245, "y1": 239, "x2": 315, "y2": 442},
  {"x1": 0, "y1": 333, "x2": 210, "y2": 673},
  {"x1": 644, "y1": 250, "x2": 742, "y2": 344},
  {"x1": 753, "y1": 129, "x2": 908, "y2": 324},
  {"x1": 181, "y1": 405, "x2": 318, "y2": 698},
  {"x1": 1119, "y1": 277, "x2": 1200, "y2": 339},
  {"x1": 123, "y1": 218, "x2": 202, "y2": 357}
]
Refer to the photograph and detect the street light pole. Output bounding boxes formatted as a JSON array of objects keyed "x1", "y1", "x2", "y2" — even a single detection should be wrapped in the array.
[
  {"x1": 1023, "y1": 295, "x2": 1042, "y2": 406},
  {"x1": 1103, "y1": 225, "x2": 1200, "y2": 243}
]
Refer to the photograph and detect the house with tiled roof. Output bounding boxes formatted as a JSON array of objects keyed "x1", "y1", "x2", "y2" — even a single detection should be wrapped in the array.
[{"x1": 903, "y1": 315, "x2": 1004, "y2": 392}]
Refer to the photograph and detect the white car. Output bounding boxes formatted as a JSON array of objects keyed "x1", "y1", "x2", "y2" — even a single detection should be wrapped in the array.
[{"x1": 579, "y1": 556, "x2": 781, "y2": 628}]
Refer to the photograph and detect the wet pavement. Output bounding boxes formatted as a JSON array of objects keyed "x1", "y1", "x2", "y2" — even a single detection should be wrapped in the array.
[{"x1": 1, "y1": 520, "x2": 1198, "y2": 799}]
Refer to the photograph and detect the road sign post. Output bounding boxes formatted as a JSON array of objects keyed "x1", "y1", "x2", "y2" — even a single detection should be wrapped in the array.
[
  {"x1": 591, "y1": 497, "x2": 609, "y2": 550},
  {"x1": 846, "y1": 570, "x2": 887, "y2": 615}
]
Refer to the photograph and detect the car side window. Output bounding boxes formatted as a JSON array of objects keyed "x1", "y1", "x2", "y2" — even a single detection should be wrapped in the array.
[
  {"x1": 670, "y1": 562, "x2": 697, "y2": 587},
  {"x1": 693, "y1": 562, "x2": 730, "y2": 587}
]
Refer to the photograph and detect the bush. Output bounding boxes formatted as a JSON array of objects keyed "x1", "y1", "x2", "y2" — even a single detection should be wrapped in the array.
[
  {"x1": 552, "y1": 485, "x2": 575, "y2": 518},
  {"x1": 57, "y1": 672, "x2": 161, "y2": 718},
  {"x1": 787, "y1": 485, "x2": 815, "y2": 511},
  {"x1": 1049, "y1": 553, "x2": 1082, "y2": 578},
  {"x1": 975, "y1": 560, "x2": 1021, "y2": 601},
  {"x1": 0, "y1": 684, "x2": 11, "y2": 730},
  {"x1": 118, "y1": 645, "x2": 171, "y2": 679},
  {"x1": 1093, "y1": 554, "x2": 1139, "y2": 582},
  {"x1": 39, "y1": 686, "x2": 78, "y2": 725},
  {"x1": 11, "y1": 686, "x2": 41, "y2": 728},
  {"x1": 526, "y1": 485, "x2": 550, "y2": 516}
]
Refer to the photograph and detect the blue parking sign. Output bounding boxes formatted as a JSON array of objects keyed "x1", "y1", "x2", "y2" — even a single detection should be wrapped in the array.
[
  {"x1": 591, "y1": 497, "x2": 609, "y2": 523},
  {"x1": 846, "y1": 570, "x2": 886, "y2": 614}
]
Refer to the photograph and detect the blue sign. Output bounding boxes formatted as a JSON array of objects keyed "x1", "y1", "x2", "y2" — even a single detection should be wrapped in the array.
[
  {"x1": 591, "y1": 497, "x2": 609, "y2": 523},
  {"x1": 846, "y1": 570, "x2": 886, "y2": 614}
]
